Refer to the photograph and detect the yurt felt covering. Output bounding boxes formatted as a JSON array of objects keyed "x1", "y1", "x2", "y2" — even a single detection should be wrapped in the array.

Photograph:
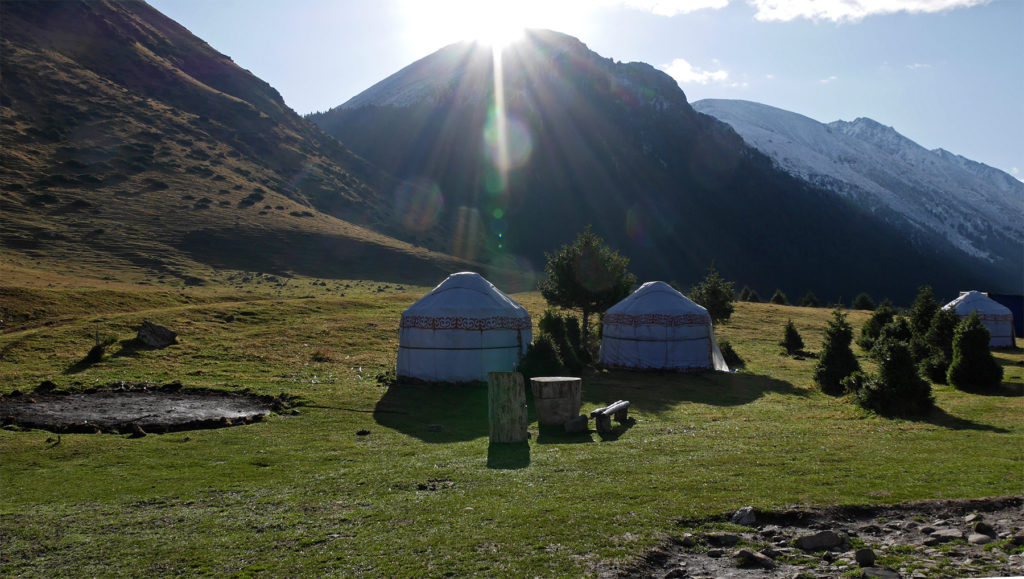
[
  {"x1": 397, "y1": 272, "x2": 532, "y2": 383},
  {"x1": 599, "y1": 281, "x2": 729, "y2": 372},
  {"x1": 943, "y1": 290, "x2": 1017, "y2": 348}
]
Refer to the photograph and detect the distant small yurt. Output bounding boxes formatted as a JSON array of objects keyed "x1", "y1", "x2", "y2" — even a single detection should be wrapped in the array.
[
  {"x1": 942, "y1": 290, "x2": 1016, "y2": 348},
  {"x1": 599, "y1": 281, "x2": 729, "y2": 372},
  {"x1": 397, "y1": 272, "x2": 532, "y2": 383}
]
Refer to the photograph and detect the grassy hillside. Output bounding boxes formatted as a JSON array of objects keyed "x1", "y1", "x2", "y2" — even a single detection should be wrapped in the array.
[
  {"x1": 2, "y1": 272, "x2": 1021, "y2": 576},
  {"x1": 0, "y1": 0, "x2": 466, "y2": 288}
]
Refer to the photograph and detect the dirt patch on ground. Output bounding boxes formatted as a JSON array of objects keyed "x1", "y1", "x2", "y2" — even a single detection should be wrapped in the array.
[
  {"x1": 0, "y1": 381, "x2": 297, "y2": 435},
  {"x1": 614, "y1": 497, "x2": 1024, "y2": 578}
]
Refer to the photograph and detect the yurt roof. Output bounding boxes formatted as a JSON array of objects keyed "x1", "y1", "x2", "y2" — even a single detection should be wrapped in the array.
[
  {"x1": 606, "y1": 281, "x2": 707, "y2": 316},
  {"x1": 942, "y1": 290, "x2": 1013, "y2": 316},
  {"x1": 402, "y1": 272, "x2": 529, "y2": 319}
]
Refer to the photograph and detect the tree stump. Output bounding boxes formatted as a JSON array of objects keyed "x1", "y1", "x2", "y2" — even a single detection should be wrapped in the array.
[
  {"x1": 530, "y1": 376, "x2": 582, "y2": 427},
  {"x1": 488, "y1": 372, "x2": 528, "y2": 443}
]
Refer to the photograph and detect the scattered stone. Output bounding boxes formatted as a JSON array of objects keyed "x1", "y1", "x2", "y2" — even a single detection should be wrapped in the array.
[
  {"x1": 136, "y1": 320, "x2": 177, "y2": 348},
  {"x1": 967, "y1": 533, "x2": 993, "y2": 545},
  {"x1": 794, "y1": 530, "x2": 846, "y2": 551},
  {"x1": 662, "y1": 569, "x2": 686, "y2": 579},
  {"x1": 1011, "y1": 531, "x2": 1024, "y2": 545},
  {"x1": 964, "y1": 513, "x2": 982, "y2": 523},
  {"x1": 855, "y1": 548, "x2": 877, "y2": 567},
  {"x1": 924, "y1": 528, "x2": 962, "y2": 545},
  {"x1": 705, "y1": 533, "x2": 740, "y2": 547},
  {"x1": 733, "y1": 548, "x2": 776, "y2": 569},
  {"x1": 706, "y1": 549, "x2": 724, "y2": 558},
  {"x1": 760, "y1": 524, "x2": 782, "y2": 537},
  {"x1": 678, "y1": 533, "x2": 696, "y2": 548},
  {"x1": 731, "y1": 506, "x2": 757, "y2": 526},
  {"x1": 973, "y1": 521, "x2": 996, "y2": 537},
  {"x1": 861, "y1": 566, "x2": 901, "y2": 578}
]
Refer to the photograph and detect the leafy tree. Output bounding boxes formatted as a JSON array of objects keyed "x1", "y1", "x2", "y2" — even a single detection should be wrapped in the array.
[
  {"x1": 947, "y1": 312, "x2": 1003, "y2": 392},
  {"x1": 857, "y1": 301, "x2": 896, "y2": 352},
  {"x1": 908, "y1": 285, "x2": 940, "y2": 337},
  {"x1": 846, "y1": 340, "x2": 933, "y2": 416},
  {"x1": 852, "y1": 293, "x2": 876, "y2": 311},
  {"x1": 814, "y1": 309, "x2": 860, "y2": 395},
  {"x1": 770, "y1": 289, "x2": 789, "y2": 305},
  {"x1": 688, "y1": 264, "x2": 735, "y2": 324},
  {"x1": 799, "y1": 291, "x2": 820, "y2": 308},
  {"x1": 779, "y1": 319, "x2": 804, "y2": 355},
  {"x1": 538, "y1": 226, "x2": 636, "y2": 349}
]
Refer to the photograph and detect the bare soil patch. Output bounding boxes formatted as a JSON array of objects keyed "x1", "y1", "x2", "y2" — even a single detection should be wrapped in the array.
[
  {"x1": 615, "y1": 497, "x2": 1024, "y2": 578},
  {"x1": 0, "y1": 382, "x2": 296, "y2": 435}
]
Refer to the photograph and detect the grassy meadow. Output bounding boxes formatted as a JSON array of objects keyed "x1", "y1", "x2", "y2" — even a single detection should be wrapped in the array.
[{"x1": 2, "y1": 269, "x2": 1022, "y2": 577}]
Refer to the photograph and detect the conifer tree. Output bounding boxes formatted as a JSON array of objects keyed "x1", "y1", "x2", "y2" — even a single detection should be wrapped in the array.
[
  {"x1": 689, "y1": 264, "x2": 735, "y2": 324},
  {"x1": 850, "y1": 339, "x2": 933, "y2": 416},
  {"x1": 814, "y1": 309, "x2": 860, "y2": 395},
  {"x1": 947, "y1": 312, "x2": 1003, "y2": 392},
  {"x1": 857, "y1": 301, "x2": 896, "y2": 352},
  {"x1": 800, "y1": 291, "x2": 820, "y2": 308},
  {"x1": 770, "y1": 289, "x2": 789, "y2": 305},
  {"x1": 852, "y1": 293, "x2": 876, "y2": 311},
  {"x1": 908, "y1": 285, "x2": 940, "y2": 337},
  {"x1": 780, "y1": 319, "x2": 804, "y2": 355}
]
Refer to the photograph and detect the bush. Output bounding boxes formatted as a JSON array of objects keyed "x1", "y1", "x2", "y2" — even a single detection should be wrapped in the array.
[
  {"x1": 770, "y1": 289, "x2": 789, "y2": 305},
  {"x1": 947, "y1": 312, "x2": 1003, "y2": 392},
  {"x1": 719, "y1": 340, "x2": 744, "y2": 369},
  {"x1": 814, "y1": 309, "x2": 860, "y2": 395},
  {"x1": 852, "y1": 293, "x2": 876, "y2": 311},
  {"x1": 689, "y1": 264, "x2": 735, "y2": 324},
  {"x1": 516, "y1": 335, "x2": 563, "y2": 381},
  {"x1": 857, "y1": 302, "x2": 895, "y2": 352},
  {"x1": 869, "y1": 317, "x2": 912, "y2": 360},
  {"x1": 918, "y1": 308, "x2": 961, "y2": 383},
  {"x1": 848, "y1": 340, "x2": 933, "y2": 416},
  {"x1": 779, "y1": 319, "x2": 804, "y2": 355}
]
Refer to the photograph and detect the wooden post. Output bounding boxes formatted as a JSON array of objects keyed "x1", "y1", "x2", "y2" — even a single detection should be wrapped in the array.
[
  {"x1": 488, "y1": 372, "x2": 528, "y2": 443},
  {"x1": 530, "y1": 376, "x2": 582, "y2": 427}
]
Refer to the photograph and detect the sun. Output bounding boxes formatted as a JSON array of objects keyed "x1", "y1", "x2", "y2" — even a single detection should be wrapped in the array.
[
  {"x1": 399, "y1": 0, "x2": 540, "y2": 55},
  {"x1": 471, "y1": 20, "x2": 525, "y2": 49}
]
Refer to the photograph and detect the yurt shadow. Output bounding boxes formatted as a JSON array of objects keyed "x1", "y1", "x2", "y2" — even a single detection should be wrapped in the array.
[
  {"x1": 373, "y1": 382, "x2": 541, "y2": 443},
  {"x1": 581, "y1": 369, "x2": 803, "y2": 412}
]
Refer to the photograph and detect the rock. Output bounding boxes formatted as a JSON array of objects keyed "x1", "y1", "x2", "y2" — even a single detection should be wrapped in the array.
[
  {"x1": 563, "y1": 415, "x2": 589, "y2": 433},
  {"x1": 678, "y1": 533, "x2": 697, "y2": 548},
  {"x1": 968, "y1": 533, "x2": 993, "y2": 545},
  {"x1": 731, "y1": 506, "x2": 757, "y2": 526},
  {"x1": 760, "y1": 524, "x2": 782, "y2": 537},
  {"x1": 707, "y1": 549, "x2": 725, "y2": 558},
  {"x1": 1011, "y1": 531, "x2": 1024, "y2": 546},
  {"x1": 734, "y1": 548, "x2": 776, "y2": 569},
  {"x1": 855, "y1": 548, "x2": 877, "y2": 567},
  {"x1": 861, "y1": 567, "x2": 901, "y2": 578},
  {"x1": 794, "y1": 530, "x2": 846, "y2": 551},
  {"x1": 924, "y1": 528, "x2": 962, "y2": 545},
  {"x1": 35, "y1": 380, "x2": 58, "y2": 393},
  {"x1": 706, "y1": 533, "x2": 740, "y2": 547},
  {"x1": 136, "y1": 320, "x2": 177, "y2": 348},
  {"x1": 662, "y1": 569, "x2": 687, "y2": 579},
  {"x1": 973, "y1": 521, "x2": 996, "y2": 537},
  {"x1": 964, "y1": 513, "x2": 981, "y2": 523},
  {"x1": 128, "y1": 423, "x2": 146, "y2": 438}
]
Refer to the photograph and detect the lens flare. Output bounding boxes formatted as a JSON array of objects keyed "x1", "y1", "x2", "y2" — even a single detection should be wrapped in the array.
[{"x1": 393, "y1": 179, "x2": 443, "y2": 232}]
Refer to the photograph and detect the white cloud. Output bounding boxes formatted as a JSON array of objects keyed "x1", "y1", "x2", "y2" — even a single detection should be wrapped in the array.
[
  {"x1": 661, "y1": 58, "x2": 729, "y2": 84},
  {"x1": 747, "y1": 0, "x2": 990, "y2": 23},
  {"x1": 820, "y1": 75, "x2": 838, "y2": 84},
  {"x1": 906, "y1": 62, "x2": 932, "y2": 70},
  {"x1": 624, "y1": 0, "x2": 729, "y2": 16}
]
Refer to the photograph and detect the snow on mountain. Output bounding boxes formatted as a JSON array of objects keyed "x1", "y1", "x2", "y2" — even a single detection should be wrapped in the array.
[{"x1": 692, "y1": 99, "x2": 1023, "y2": 263}]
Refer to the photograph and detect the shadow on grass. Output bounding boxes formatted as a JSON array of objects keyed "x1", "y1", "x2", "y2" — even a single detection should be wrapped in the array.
[
  {"x1": 535, "y1": 424, "x2": 594, "y2": 445},
  {"x1": 914, "y1": 405, "x2": 1011, "y2": 434},
  {"x1": 374, "y1": 382, "x2": 539, "y2": 443},
  {"x1": 581, "y1": 369, "x2": 804, "y2": 413},
  {"x1": 487, "y1": 441, "x2": 530, "y2": 469}
]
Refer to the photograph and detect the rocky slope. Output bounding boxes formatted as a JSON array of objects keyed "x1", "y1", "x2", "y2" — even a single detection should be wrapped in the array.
[
  {"x1": 692, "y1": 99, "x2": 1023, "y2": 279},
  {"x1": 0, "y1": 0, "x2": 468, "y2": 285}
]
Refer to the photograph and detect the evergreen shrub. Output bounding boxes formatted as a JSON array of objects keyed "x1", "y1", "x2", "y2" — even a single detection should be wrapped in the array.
[
  {"x1": 947, "y1": 312, "x2": 1003, "y2": 392},
  {"x1": 814, "y1": 309, "x2": 860, "y2": 395}
]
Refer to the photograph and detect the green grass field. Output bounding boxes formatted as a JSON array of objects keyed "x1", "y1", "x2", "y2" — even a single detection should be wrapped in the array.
[{"x1": 2, "y1": 272, "x2": 1022, "y2": 576}]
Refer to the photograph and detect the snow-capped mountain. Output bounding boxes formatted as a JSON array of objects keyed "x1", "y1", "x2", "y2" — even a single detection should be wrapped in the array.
[{"x1": 692, "y1": 99, "x2": 1023, "y2": 267}]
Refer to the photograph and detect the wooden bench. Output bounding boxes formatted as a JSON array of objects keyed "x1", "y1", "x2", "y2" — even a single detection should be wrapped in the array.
[{"x1": 590, "y1": 400, "x2": 631, "y2": 433}]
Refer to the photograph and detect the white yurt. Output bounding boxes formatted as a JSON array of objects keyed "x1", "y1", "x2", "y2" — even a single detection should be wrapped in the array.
[
  {"x1": 397, "y1": 272, "x2": 532, "y2": 383},
  {"x1": 942, "y1": 290, "x2": 1016, "y2": 348},
  {"x1": 599, "y1": 281, "x2": 729, "y2": 372}
]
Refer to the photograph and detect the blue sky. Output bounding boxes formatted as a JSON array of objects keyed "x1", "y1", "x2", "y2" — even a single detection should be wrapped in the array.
[{"x1": 149, "y1": 0, "x2": 1022, "y2": 178}]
